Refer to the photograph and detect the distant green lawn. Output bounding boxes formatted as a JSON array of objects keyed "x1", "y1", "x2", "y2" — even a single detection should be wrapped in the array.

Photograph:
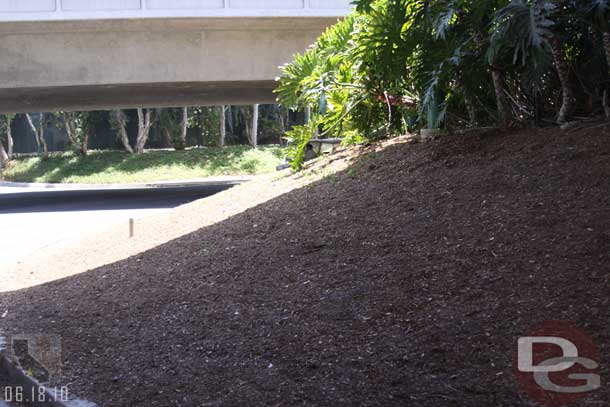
[{"x1": 0, "y1": 146, "x2": 285, "y2": 184}]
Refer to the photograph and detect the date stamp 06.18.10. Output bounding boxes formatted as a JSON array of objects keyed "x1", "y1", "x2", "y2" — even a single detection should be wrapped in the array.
[{"x1": 3, "y1": 385, "x2": 70, "y2": 403}]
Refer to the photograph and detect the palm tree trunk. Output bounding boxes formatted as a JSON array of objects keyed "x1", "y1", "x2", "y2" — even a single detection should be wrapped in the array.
[
  {"x1": 549, "y1": 36, "x2": 575, "y2": 124},
  {"x1": 491, "y1": 68, "x2": 510, "y2": 127}
]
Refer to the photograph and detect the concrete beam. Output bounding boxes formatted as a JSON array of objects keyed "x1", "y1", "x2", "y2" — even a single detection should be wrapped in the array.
[
  {"x1": 0, "y1": 81, "x2": 278, "y2": 113},
  {"x1": 0, "y1": 17, "x2": 340, "y2": 112}
]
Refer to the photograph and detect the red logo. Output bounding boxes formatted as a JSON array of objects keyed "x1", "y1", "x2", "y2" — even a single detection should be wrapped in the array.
[{"x1": 514, "y1": 321, "x2": 601, "y2": 406}]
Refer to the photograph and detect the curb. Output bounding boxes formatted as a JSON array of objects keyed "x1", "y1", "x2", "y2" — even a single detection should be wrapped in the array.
[
  {"x1": 0, "y1": 182, "x2": 243, "y2": 209},
  {"x1": 0, "y1": 177, "x2": 254, "y2": 192}
]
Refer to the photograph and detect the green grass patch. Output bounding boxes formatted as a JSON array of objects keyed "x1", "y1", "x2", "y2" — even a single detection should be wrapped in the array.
[{"x1": 0, "y1": 146, "x2": 285, "y2": 184}]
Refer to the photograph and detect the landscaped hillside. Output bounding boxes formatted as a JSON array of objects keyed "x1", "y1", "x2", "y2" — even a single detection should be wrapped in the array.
[{"x1": 1, "y1": 128, "x2": 608, "y2": 406}]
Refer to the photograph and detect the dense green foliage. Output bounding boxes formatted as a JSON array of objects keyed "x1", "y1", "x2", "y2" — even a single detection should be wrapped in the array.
[
  {"x1": 277, "y1": 0, "x2": 610, "y2": 167},
  {"x1": 0, "y1": 146, "x2": 285, "y2": 184}
]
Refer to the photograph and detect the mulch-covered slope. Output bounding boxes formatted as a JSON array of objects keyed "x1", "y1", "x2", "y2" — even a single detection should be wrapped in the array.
[{"x1": 1, "y1": 128, "x2": 609, "y2": 407}]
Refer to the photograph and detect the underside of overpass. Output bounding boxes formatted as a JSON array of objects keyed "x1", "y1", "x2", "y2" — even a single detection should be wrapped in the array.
[
  {"x1": 0, "y1": 80, "x2": 279, "y2": 113},
  {"x1": 0, "y1": 1, "x2": 351, "y2": 112}
]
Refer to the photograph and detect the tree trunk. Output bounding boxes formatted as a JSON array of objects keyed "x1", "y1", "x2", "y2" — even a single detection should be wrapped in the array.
[
  {"x1": 243, "y1": 107, "x2": 251, "y2": 145},
  {"x1": 464, "y1": 92, "x2": 477, "y2": 127},
  {"x1": 135, "y1": 108, "x2": 153, "y2": 154},
  {"x1": 602, "y1": 32, "x2": 610, "y2": 118},
  {"x1": 304, "y1": 105, "x2": 311, "y2": 124},
  {"x1": 113, "y1": 110, "x2": 134, "y2": 154},
  {"x1": 38, "y1": 113, "x2": 48, "y2": 157},
  {"x1": 458, "y1": 73, "x2": 476, "y2": 126},
  {"x1": 250, "y1": 104, "x2": 259, "y2": 148},
  {"x1": 179, "y1": 107, "x2": 188, "y2": 150},
  {"x1": 80, "y1": 133, "x2": 89, "y2": 156},
  {"x1": 491, "y1": 69, "x2": 510, "y2": 127},
  {"x1": 549, "y1": 36, "x2": 575, "y2": 124},
  {"x1": 278, "y1": 107, "x2": 286, "y2": 133},
  {"x1": 226, "y1": 106, "x2": 234, "y2": 136},
  {"x1": 25, "y1": 113, "x2": 40, "y2": 151},
  {"x1": 63, "y1": 113, "x2": 77, "y2": 146},
  {"x1": 62, "y1": 112, "x2": 84, "y2": 154},
  {"x1": 278, "y1": 106, "x2": 286, "y2": 145},
  {"x1": 26, "y1": 113, "x2": 48, "y2": 157},
  {"x1": 0, "y1": 137, "x2": 7, "y2": 168},
  {"x1": 161, "y1": 129, "x2": 171, "y2": 148},
  {"x1": 219, "y1": 105, "x2": 226, "y2": 147},
  {"x1": 6, "y1": 118, "x2": 13, "y2": 160},
  {"x1": 603, "y1": 32, "x2": 610, "y2": 75}
]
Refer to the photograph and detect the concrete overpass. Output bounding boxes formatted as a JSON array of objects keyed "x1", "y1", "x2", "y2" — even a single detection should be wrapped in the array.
[{"x1": 0, "y1": 0, "x2": 352, "y2": 113}]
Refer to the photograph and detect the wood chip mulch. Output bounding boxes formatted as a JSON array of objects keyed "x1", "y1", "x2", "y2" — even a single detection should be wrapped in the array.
[{"x1": 1, "y1": 128, "x2": 608, "y2": 407}]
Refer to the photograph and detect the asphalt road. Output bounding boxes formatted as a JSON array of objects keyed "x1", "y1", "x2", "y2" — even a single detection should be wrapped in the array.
[{"x1": 0, "y1": 183, "x2": 239, "y2": 268}]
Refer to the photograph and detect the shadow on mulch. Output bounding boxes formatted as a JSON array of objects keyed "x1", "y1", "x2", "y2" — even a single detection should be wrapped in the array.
[{"x1": 1, "y1": 127, "x2": 609, "y2": 407}]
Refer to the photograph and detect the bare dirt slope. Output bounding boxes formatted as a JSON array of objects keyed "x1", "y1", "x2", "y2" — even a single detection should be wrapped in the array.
[{"x1": 1, "y1": 128, "x2": 609, "y2": 407}]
